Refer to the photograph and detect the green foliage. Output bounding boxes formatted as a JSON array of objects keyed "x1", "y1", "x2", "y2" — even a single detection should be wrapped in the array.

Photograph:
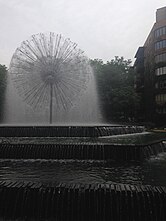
[
  {"x1": 91, "y1": 56, "x2": 140, "y2": 122},
  {"x1": 0, "y1": 64, "x2": 7, "y2": 82},
  {"x1": 0, "y1": 64, "x2": 7, "y2": 121},
  {"x1": 0, "y1": 64, "x2": 7, "y2": 93}
]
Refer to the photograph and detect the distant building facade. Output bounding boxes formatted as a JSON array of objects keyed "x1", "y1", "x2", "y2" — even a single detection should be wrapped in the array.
[{"x1": 135, "y1": 6, "x2": 166, "y2": 126}]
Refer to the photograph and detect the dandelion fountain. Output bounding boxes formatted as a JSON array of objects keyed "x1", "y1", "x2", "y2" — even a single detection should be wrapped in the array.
[
  {"x1": 6, "y1": 32, "x2": 102, "y2": 124},
  {"x1": 0, "y1": 32, "x2": 166, "y2": 220}
]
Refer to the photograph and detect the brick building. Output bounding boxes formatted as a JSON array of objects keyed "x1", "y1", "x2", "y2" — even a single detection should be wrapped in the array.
[{"x1": 135, "y1": 6, "x2": 166, "y2": 126}]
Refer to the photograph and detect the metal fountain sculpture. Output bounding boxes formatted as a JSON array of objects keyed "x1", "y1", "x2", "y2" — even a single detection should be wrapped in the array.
[{"x1": 9, "y1": 32, "x2": 91, "y2": 124}]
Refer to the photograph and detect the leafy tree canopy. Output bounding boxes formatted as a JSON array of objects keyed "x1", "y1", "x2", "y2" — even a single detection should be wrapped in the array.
[
  {"x1": 91, "y1": 56, "x2": 140, "y2": 122},
  {"x1": 0, "y1": 64, "x2": 7, "y2": 121},
  {"x1": 0, "y1": 64, "x2": 7, "y2": 86},
  {"x1": 0, "y1": 64, "x2": 7, "y2": 75}
]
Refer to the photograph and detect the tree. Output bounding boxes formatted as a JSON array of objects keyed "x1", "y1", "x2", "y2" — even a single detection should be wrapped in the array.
[
  {"x1": 0, "y1": 64, "x2": 7, "y2": 122},
  {"x1": 0, "y1": 64, "x2": 7, "y2": 80},
  {"x1": 91, "y1": 57, "x2": 140, "y2": 122}
]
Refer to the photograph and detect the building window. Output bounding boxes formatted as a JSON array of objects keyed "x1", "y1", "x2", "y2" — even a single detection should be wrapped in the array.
[
  {"x1": 155, "y1": 66, "x2": 166, "y2": 75},
  {"x1": 155, "y1": 26, "x2": 166, "y2": 38},
  {"x1": 155, "y1": 53, "x2": 166, "y2": 63},
  {"x1": 155, "y1": 40, "x2": 166, "y2": 50},
  {"x1": 159, "y1": 80, "x2": 166, "y2": 88},
  {"x1": 156, "y1": 107, "x2": 166, "y2": 114},
  {"x1": 155, "y1": 94, "x2": 166, "y2": 105}
]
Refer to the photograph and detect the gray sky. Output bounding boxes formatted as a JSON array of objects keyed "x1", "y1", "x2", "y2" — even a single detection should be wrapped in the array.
[{"x1": 0, "y1": 0, "x2": 165, "y2": 67}]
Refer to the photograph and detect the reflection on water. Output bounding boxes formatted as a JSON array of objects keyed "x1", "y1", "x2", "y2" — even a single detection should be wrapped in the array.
[
  {"x1": 99, "y1": 131, "x2": 166, "y2": 145},
  {"x1": 143, "y1": 152, "x2": 166, "y2": 186},
  {"x1": 0, "y1": 153, "x2": 166, "y2": 186}
]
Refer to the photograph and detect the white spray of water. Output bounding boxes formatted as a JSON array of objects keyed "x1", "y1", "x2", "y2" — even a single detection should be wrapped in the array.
[{"x1": 3, "y1": 69, "x2": 103, "y2": 125}]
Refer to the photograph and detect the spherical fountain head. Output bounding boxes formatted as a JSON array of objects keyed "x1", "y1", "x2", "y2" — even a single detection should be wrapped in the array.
[{"x1": 9, "y1": 32, "x2": 92, "y2": 112}]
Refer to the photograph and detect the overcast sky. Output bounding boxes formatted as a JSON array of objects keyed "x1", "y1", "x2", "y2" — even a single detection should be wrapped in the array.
[{"x1": 0, "y1": 0, "x2": 165, "y2": 67}]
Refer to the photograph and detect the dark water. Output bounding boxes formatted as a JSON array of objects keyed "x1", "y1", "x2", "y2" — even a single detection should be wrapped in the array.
[{"x1": 0, "y1": 152, "x2": 166, "y2": 186}]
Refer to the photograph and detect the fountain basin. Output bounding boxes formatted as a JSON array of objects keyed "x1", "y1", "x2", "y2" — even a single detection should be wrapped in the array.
[{"x1": 0, "y1": 125, "x2": 166, "y2": 220}]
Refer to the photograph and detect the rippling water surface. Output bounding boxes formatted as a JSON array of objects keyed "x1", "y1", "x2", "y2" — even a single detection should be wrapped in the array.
[{"x1": 0, "y1": 153, "x2": 166, "y2": 186}]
